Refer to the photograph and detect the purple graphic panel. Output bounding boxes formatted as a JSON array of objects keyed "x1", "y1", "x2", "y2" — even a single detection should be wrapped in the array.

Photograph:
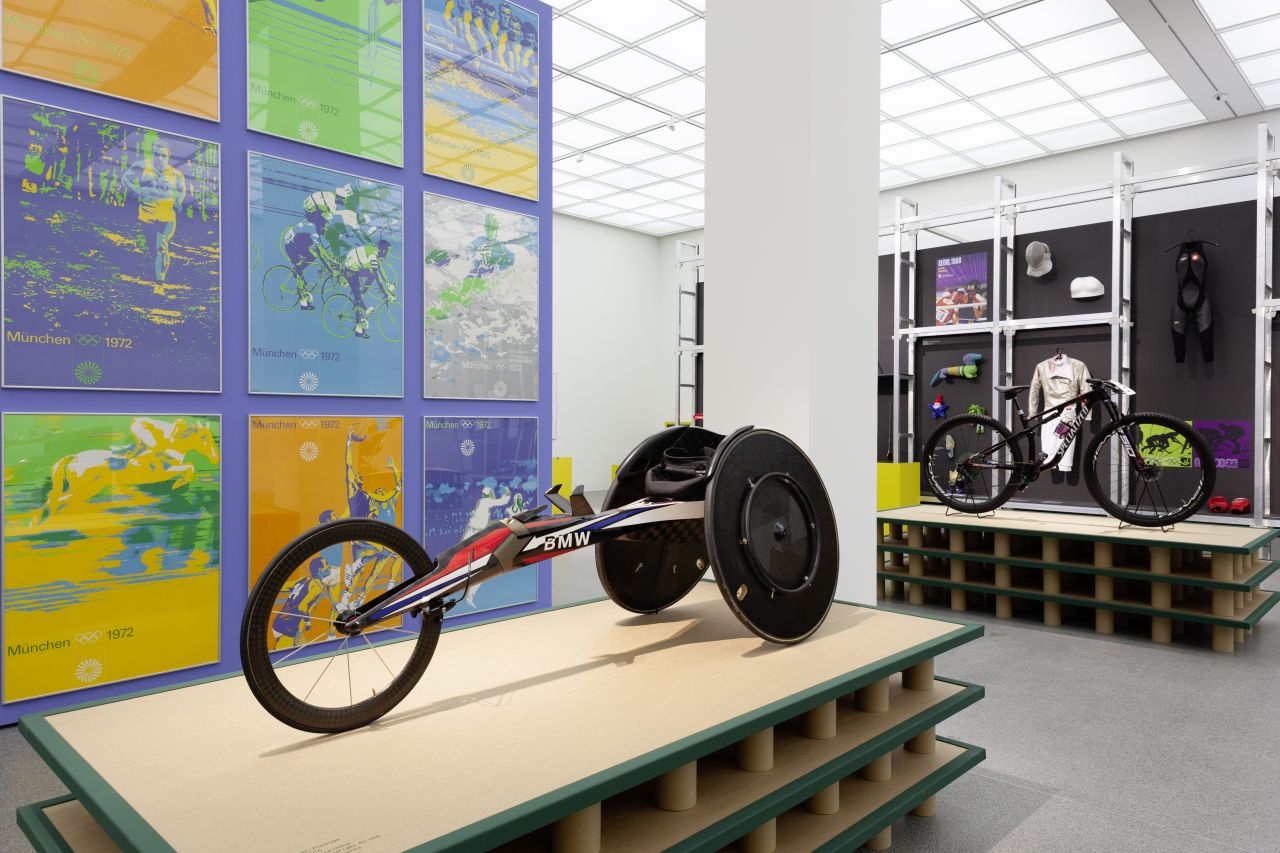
[
  {"x1": 1193, "y1": 420, "x2": 1251, "y2": 469},
  {"x1": 934, "y1": 252, "x2": 989, "y2": 326}
]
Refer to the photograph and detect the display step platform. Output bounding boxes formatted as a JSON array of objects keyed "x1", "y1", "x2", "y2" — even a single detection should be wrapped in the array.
[
  {"x1": 18, "y1": 583, "x2": 985, "y2": 853},
  {"x1": 878, "y1": 505, "x2": 1280, "y2": 652}
]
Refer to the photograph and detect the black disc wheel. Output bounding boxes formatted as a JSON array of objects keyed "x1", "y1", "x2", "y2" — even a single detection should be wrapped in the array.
[
  {"x1": 706, "y1": 429, "x2": 838, "y2": 644},
  {"x1": 1084, "y1": 413, "x2": 1215, "y2": 527},
  {"x1": 241, "y1": 519, "x2": 440, "y2": 734},
  {"x1": 923, "y1": 415, "x2": 1022, "y2": 514}
]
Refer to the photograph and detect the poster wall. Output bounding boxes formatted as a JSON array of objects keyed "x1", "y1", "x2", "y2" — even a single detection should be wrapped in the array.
[
  {"x1": 422, "y1": 0, "x2": 539, "y2": 200},
  {"x1": 423, "y1": 194, "x2": 538, "y2": 400},
  {"x1": 248, "y1": 154, "x2": 405, "y2": 397},
  {"x1": 248, "y1": 0, "x2": 403, "y2": 165},
  {"x1": 2, "y1": 413, "x2": 221, "y2": 703},
  {"x1": 1, "y1": 98, "x2": 222, "y2": 392},
  {"x1": 248, "y1": 415, "x2": 404, "y2": 649},
  {"x1": 424, "y1": 416, "x2": 537, "y2": 617},
  {"x1": 934, "y1": 252, "x2": 989, "y2": 326},
  {"x1": 2, "y1": 0, "x2": 220, "y2": 120}
]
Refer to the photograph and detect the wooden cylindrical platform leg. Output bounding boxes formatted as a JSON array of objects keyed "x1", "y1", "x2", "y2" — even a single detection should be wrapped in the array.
[
  {"x1": 736, "y1": 819, "x2": 776, "y2": 853},
  {"x1": 906, "y1": 726, "x2": 936, "y2": 755},
  {"x1": 907, "y1": 526, "x2": 924, "y2": 605},
  {"x1": 653, "y1": 761, "x2": 697, "y2": 812},
  {"x1": 552, "y1": 803, "x2": 601, "y2": 853},
  {"x1": 1150, "y1": 546, "x2": 1172, "y2": 644},
  {"x1": 736, "y1": 728, "x2": 774, "y2": 772},
  {"x1": 1042, "y1": 537, "x2": 1062, "y2": 626},
  {"x1": 806, "y1": 783, "x2": 840, "y2": 815},
  {"x1": 1094, "y1": 542, "x2": 1114, "y2": 634},
  {"x1": 860, "y1": 752, "x2": 892, "y2": 782},
  {"x1": 889, "y1": 526, "x2": 904, "y2": 567},
  {"x1": 912, "y1": 795, "x2": 938, "y2": 817},
  {"x1": 903, "y1": 658, "x2": 934, "y2": 691},
  {"x1": 994, "y1": 533, "x2": 1012, "y2": 618},
  {"x1": 1211, "y1": 552, "x2": 1235, "y2": 653},
  {"x1": 855, "y1": 679, "x2": 889, "y2": 713},
  {"x1": 802, "y1": 701, "x2": 837, "y2": 740},
  {"x1": 865, "y1": 826, "x2": 892, "y2": 850},
  {"x1": 949, "y1": 529, "x2": 966, "y2": 611}
]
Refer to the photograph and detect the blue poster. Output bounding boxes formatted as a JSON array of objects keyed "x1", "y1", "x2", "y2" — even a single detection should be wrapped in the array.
[
  {"x1": 248, "y1": 153, "x2": 404, "y2": 397},
  {"x1": 424, "y1": 416, "x2": 538, "y2": 617},
  {"x1": 2, "y1": 98, "x2": 221, "y2": 391}
]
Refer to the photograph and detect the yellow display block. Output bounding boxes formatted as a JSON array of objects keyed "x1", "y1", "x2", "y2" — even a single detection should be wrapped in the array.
[{"x1": 877, "y1": 463, "x2": 920, "y2": 511}]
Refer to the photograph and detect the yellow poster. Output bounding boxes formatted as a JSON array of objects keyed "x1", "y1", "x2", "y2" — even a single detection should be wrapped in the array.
[
  {"x1": 249, "y1": 416, "x2": 404, "y2": 651},
  {"x1": 2, "y1": 0, "x2": 219, "y2": 120},
  {"x1": 2, "y1": 414, "x2": 221, "y2": 703}
]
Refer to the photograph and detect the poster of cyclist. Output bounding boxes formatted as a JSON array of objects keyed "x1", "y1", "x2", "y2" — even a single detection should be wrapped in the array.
[
  {"x1": 1140, "y1": 420, "x2": 1195, "y2": 467},
  {"x1": 1, "y1": 98, "x2": 221, "y2": 392},
  {"x1": 423, "y1": 0, "x2": 539, "y2": 201},
  {"x1": 423, "y1": 192, "x2": 539, "y2": 400},
  {"x1": 2, "y1": 413, "x2": 221, "y2": 702},
  {"x1": 1193, "y1": 420, "x2": 1251, "y2": 470},
  {"x1": 248, "y1": 0, "x2": 403, "y2": 166},
  {"x1": 2, "y1": 0, "x2": 219, "y2": 120},
  {"x1": 424, "y1": 416, "x2": 539, "y2": 617},
  {"x1": 248, "y1": 415, "x2": 404, "y2": 649},
  {"x1": 248, "y1": 154, "x2": 404, "y2": 397},
  {"x1": 934, "y1": 252, "x2": 989, "y2": 326}
]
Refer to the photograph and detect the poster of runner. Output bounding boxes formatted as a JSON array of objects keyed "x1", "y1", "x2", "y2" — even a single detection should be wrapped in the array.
[
  {"x1": 248, "y1": 415, "x2": 404, "y2": 649},
  {"x1": 422, "y1": 0, "x2": 539, "y2": 200},
  {"x1": 424, "y1": 416, "x2": 539, "y2": 617},
  {"x1": 1, "y1": 99, "x2": 221, "y2": 392},
  {"x1": 248, "y1": 0, "x2": 403, "y2": 165},
  {"x1": 934, "y1": 252, "x2": 989, "y2": 326},
  {"x1": 2, "y1": 0, "x2": 220, "y2": 120},
  {"x1": 423, "y1": 193, "x2": 539, "y2": 400},
  {"x1": 2, "y1": 413, "x2": 221, "y2": 703},
  {"x1": 249, "y1": 153, "x2": 404, "y2": 397}
]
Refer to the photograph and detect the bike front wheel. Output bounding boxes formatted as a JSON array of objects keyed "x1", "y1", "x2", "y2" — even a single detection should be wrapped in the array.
[
  {"x1": 923, "y1": 414, "x2": 1023, "y2": 514},
  {"x1": 240, "y1": 519, "x2": 440, "y2": 734},
  {"x1": 322, "y1": 292, "x2": 359, "y2": 339},
  {"x1": 1084, "y1": 413, "x2": 1215, "y2": 527},
  {"x1": 262, "y1": 265, "x2": 301, "y2": 312}
]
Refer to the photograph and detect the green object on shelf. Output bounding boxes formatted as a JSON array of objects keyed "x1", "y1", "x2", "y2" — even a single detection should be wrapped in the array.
[{"x1": 967, "y1": 403, "x2": 987, "y2": 433}]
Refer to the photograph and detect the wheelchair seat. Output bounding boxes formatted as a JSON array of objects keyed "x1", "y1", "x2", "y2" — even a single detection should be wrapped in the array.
[{"x1": 994, "y1": 384, "x2": 1030, "y2": 400}]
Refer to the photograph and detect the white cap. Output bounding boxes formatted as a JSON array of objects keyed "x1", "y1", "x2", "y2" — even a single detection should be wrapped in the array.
[
  {"x1": 1026, "y1": 241, "x2": 1052, "y2": 277},
  {"x1": 1070, "y1": 276, "x2": 1105, "y2": 299}
]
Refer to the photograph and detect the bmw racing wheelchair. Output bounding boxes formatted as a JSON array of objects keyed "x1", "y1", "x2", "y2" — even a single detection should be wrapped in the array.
[{"x1": 241, "y1": 426, "x2": 840, "y2": 733}]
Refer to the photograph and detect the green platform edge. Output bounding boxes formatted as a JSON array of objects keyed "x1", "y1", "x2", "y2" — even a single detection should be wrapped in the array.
[
  {"x1": 878, "y1": 569, "x2": 1280, "y2": 630},
  {"x1": 16, "y1": 795, "x2": 77, "y2": 853},
  {"x1": 879, "y1": 543, "x2": 1280, "y2": 592},
  {"x1": 17, "y1": 597, "x2": 983, "y2": 853},
  {"x1": 877, "y1": 513, "x2": 1280, "y2": 554}
]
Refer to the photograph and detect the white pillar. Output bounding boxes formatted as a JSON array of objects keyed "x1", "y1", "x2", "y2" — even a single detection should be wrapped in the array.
[{"x1": 706, "y1": 0, "x2": 880, "y2": 604}]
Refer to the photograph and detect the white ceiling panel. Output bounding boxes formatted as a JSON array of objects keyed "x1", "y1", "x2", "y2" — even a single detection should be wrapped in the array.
[
  {"x1": 560, "y1": 179, "x2": 624, "y2": 201},
  {"x1": 594, "y1": 167, "x2": 665, "y2": 189},
  {"x1": 1110, "y1": 102, "x2": 1204, "y2": 135},
  {"x1": 683, "y1": 144, "x2": 705, "y2": 160},
  {"x1": 583, "y1": 98, "x2": 671, "y2": 132},
  {"x1": 554, "y1": 18, "x2": 621, "y2": 68},
  {"x1": 1218, "y1": 17, "x2": 1280, "y2": 59},
  {"x1": 591, "y1": 137, "x2": 669, "y2": 165},
  {"x1": 1057, "y1": 53, "x2": 1166, "y2": 97},
  {"x1": 898, "y1": 22, "x2": 1013, "y2": 73},
  {"x1": 635, "y1": 180, "x2": 702, "y2": 200},
  {"x1": 993, "y1": 0, "x2": 1117, "y2": 46},
  {"x1": 640, "y1": 77, "x2": 705, "y2": 114},
  {"x1": 883, "y1": 52, "x2": 927, "y2": 88},
  {"x1": 638, "y1": 122, "x2": 705, "y2": 150},
  {"x1": 579, "y1": 49, "x2": 682, "y2": 91},
  {"x1": 881, "y1": 167, "x2": 918, "y2": 187},
  {"x1": 881, "y1": 121, "x2": 920, "y2": 147},
  {"x1": 902, "y1": 101, "x2": 991, "y2": 136},
  {"x1": 563, "y1": 201, "x2": 622, "y2": 219},
  {"x1": 940, "y1": 53, "x2": 1045, "y2": 96},
  {"x1": 1088, "y1": 79, "x2": 1187, "y2": 117},
  {"x1": 553, "y1": 118, "x2": 620, "y2": 148},
  {"x1": 880, "y1": 138, "x2": 950, "y2": 166},
  {"x1": 642, "y1": 19, "x2": 706, "y2": 70},
  {"x1": 882, "y1": 0, "x2": 976, "y2": 45},
  {"x1": 907, "y1": 154, "x2": 975, "y2": 178},
  {"x1": 1239, "y1": 52, "x2": 1280, "y2": 85},
  {"x1": 553, "y1": 76, "x2": 619, "y2": 113},
  {"x1": 975, "y1": 78, "x2": 1073, "y2": 117},
  {"x1": 965, "y1": 137, "x2": 1044, "y2": 165},
  {"x1": 933, "y1": 122, "x2": 1019, "y2": 151},
  {"x1": 1034, "y1": 121, "x2": 1121, "y2": 151},
  {"x1": 1006, "y1": 101, "x2": 1097, "y2": 134},
  {"x1": 634, "y1": 220, "x2": 690, "y2": 235},
  {"x1": 599, "y1": 190, "x2": 663, "y2": 210},
  {"x1": 881, "y1": 78, "x2": 961, "y2": 116},
  {"x1": 638, "y1": 153, "x2": 703, "y2": 178},
  {"x1": 636, "y1": 201, "x2": 695, "y2": 219},
  {"x1": 1255, "y1": 80, "x2": 1280, "y2": 107},
  {"x1": 570, "y1": 0, "x2": 693, "y2": 43},
  {"x1": 1029, "y1": 22, "x2": 1145, "y2": 73},
  {"x1": 601, "y1": 210, "x2": 653, "y2": 227},
  {"x1": 1196, "y1": 0, "x2": 1280, "y2": 30}
]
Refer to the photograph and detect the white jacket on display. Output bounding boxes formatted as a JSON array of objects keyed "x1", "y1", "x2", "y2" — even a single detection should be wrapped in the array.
[{"x1": 1029, "y1": 354, "x2": 1091, "y2": 472}]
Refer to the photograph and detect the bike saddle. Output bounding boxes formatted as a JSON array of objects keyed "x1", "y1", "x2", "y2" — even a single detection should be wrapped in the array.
[{"x1": 994, "y1": 384, "x2": 1030, "y2": 399}]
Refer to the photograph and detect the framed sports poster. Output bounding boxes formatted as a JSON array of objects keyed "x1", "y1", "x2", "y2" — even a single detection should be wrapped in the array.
[
  {"x1": 422, "y1": 0, "x2": 539, "y2": 200},
  {"x1": 423, "y1": 193, "x2": 539, "y2": 400},
  {"x1": 424, "y1": 416, "x2": 538, "y2": 617},
  {"x1": 248, "y1": 415, "x2": 404, "y2": 649},
  {"x1": 1193, "y1": 420, "x2": 1251, "y2": 470},
  {"x1": 1, "y1": 98, "x2": 222, "y2": 392},
  {"x1": 248, "y1": 153, "x2": 404, "y2": 397},
  {"x1": 248, "y1": 0, "x2": 403, "y2": 166},
  {"x1": 2, "y1": 0, "x2": 220, "y2": 120},
  {"x1": 934, "y1": 252, "x2": 989, "y2": 326},
  {"x1": 2, "y1": 413, "x2": 221, "y2": 702}
]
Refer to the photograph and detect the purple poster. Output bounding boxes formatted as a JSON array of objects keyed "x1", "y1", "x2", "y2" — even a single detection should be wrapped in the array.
[
  {"x1": 934, "y1": 252, "x2": 989, "y2": 326},
  {"x1": 1193, "y1": 420, "x2": 1251, "y2": 470},
  {"x1": 2, "y1": 98, "x2": 221, "y2": 392}
]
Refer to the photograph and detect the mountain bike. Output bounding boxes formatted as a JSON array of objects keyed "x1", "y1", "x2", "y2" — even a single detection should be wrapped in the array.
[{"x1": 923, "y1": 379, "x2": 1215, "y2": 527}]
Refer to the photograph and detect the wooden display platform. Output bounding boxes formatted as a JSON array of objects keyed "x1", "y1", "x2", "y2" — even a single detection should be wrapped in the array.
[
  {"x1": 878, "y1": 505, "x2": 1280, "y2": 652},
  {"x1": 18, "y1": 584, "x2": 984, "y2": 853}
]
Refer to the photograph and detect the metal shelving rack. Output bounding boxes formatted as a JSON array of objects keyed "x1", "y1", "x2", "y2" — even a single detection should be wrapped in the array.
[{"x1": 675, "y1": 239, "x2": 704, "y2": 426}]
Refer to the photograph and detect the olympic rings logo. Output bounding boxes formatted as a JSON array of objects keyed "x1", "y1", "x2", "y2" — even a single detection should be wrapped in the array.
[
  {"x1": 299, "y1": 349, "x2": 320, "y2": 360},
  {"x1": 75, "y1": 631, "x2": 103, "y2": 644},
  {"x1": 460, "y1": 420, "x2": 475, "y2": 429},
  {"x1": 74, "y1": 334, "x2": 102, "y2": 346},
  {"x1": 299, "y1": 96, "x2": 319, "y2": 109}
]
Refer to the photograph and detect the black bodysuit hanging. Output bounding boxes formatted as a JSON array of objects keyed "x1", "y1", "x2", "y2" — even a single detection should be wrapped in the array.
[{"x1": 1170, "y1": 240, "x2": 1213, "y2": 363}]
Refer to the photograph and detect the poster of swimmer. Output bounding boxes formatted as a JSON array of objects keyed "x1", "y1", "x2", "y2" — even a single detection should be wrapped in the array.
[
  {"x1": 248, "y1": 153, "x2": 404, "y2": 397},
  {"x1": 2, "y1": 413, "x2": 221, "y2": 702},
  {"x1": 934, "y1": 252, "x2": 989, "y2": 326},
  {"x1": 2, "y1": 0, "x2": 220, "y2": 120},
  {"x1": 248, "y1": 415, "x2": 404, "y2": 649},
  {"x1": 423, "y1": 416, "x2": 539, "y2": 618},
  {"x1": 1, "y1": 98, "x2": 222, "y2": 392},
  {"x1": 248, "y1": 0, "x2": 403, "y2": 166},
  {"x1": 422, "y1": 0, "x2": 539, "y2": 200},
  {"x1": 423, "y1": 192, "x2": 539, "y2": 400}
]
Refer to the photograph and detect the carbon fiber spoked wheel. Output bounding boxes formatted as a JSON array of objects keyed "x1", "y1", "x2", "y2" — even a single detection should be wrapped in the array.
[
  {"x1": 705, "y1": 430, "x2": 838, "y2": 644},
  {"x1": 595, "y1": 427, "x2": 712, "y2": 613},
  {"x1": 241, "y1": 519, "x2": 440, "y2": 734}
]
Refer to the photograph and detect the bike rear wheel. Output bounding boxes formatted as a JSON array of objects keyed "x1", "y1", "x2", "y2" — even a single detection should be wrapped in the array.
[
  {"x1": 1084, "y1": 413, "x2": 1214, "y2": 527},
  {"x1": 923, "y1": 415, "x2": 1023, "y2": 514},
  {"x1": 262, "y1": 265, "x2": 301, "y2": 312},
  {"x1": 240, "y1": 519, "x2": 440, "y2": 734},
  {"x1": 322, "y1": 291, "x2": 359, "y2": 338},
  {"x1": 376, "y1": 300, "x2": 403, "y2": 342}
]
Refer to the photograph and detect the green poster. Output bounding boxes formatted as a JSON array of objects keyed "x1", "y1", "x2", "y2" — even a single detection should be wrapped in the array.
[
  {"x1": 1139, "y1": 421, "x2": 1193, "y2": 468},
  {"x1": 248, "y1": 0, "x2": 403, "y2": 165}
]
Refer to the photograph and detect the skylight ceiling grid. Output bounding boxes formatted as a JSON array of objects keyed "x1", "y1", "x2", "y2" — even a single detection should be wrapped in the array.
[
  {"x1": 551, "y1": 0, "x2": 707, "y2": 235},
  {"x1": 879, "y1": 0, "x2": 1208, "y2": 191},
  {"x1": 1198, "y1": 0, "x2": 1280, "y2": 109}
]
